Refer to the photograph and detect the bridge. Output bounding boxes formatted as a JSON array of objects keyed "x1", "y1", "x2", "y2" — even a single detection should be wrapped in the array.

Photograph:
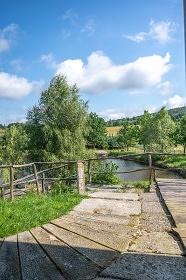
[{"x1": 0, "y1": 177, "x2": 186, "y2": 279}]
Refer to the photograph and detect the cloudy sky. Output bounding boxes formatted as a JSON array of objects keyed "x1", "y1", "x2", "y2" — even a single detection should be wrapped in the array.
[{"x1": 0, "y1": 0, "x2": 185, "y2": 124}]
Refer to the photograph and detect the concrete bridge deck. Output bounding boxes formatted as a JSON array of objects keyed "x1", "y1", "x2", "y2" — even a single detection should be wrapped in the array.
[{"x1": 0, "y1": 182, "x2": 186, "y2": 279}]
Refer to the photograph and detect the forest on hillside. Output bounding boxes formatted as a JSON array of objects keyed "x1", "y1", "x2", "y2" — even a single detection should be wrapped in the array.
[{"x1": 106, "y1": 106, "x2": 186, "y2": 126}]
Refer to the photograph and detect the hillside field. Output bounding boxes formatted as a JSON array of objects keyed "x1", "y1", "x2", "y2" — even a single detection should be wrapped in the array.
[{"x1": 106, "y1": 126, "x2": 122, "y2": 136}]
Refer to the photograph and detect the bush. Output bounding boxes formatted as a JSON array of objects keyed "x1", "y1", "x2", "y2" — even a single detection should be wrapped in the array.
[{"x1": 91, "y1": 161, "x2": 121, "y2": 185}]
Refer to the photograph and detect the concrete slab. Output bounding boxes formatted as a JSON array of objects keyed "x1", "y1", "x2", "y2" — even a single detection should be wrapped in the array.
[
  {"x1": 141, "y1": 201, "x2": 167, "y2": 213},
  {"x1": 139, "y1": 193, "x2": 160, "y2": 202},
  {"x1": 89, "y1": 191, "x2": 139, "y2": 201},
  {"x1": 94, "y1": 278, "x2": 119, "y2": 280},
  {"x1": 40, "y1": 223, "x2": 119, "y2": 269},
  {"x1": 64, "y1": 214, "x2": 139, "y2": 236},
  {"x1": 139, "y1": 213, "x2": 172, "y2": 232},
  {"x1": 51, "y1": 218, "x2": 131, "y2": 252},
  {"x1": 73, "y1": 198, "x2": 141, "y2": 216},
  {"x1": 100, "y1": 252, "x2": 186, "y2": 280},
  {"x1": 70, "y1": 210, "x2": 140, "y2": 226},
  {"x1": 128, "y1": 232, "x2": 183, "y2": 255}
]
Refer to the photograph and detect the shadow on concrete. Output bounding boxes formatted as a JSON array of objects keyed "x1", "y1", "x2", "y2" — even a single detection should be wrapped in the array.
[{"x1": 0, "y1": 237, "x2": 186, "y2": 280}]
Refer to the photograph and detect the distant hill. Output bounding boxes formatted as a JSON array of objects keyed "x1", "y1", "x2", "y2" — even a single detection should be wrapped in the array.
[{"x1": 107, "y1": 106, "x2": 186, "y2": 126}]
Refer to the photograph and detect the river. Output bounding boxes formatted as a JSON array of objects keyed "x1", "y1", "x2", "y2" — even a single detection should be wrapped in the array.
[{"x1": 108, "y1": 159, "x2": 182, "y2": 182}]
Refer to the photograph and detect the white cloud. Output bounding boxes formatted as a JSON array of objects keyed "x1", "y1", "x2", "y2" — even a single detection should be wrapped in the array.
[
  {"x1": 54, "y1": 51, "x2": 171, "y2": 94},
  {"x1": 99, "y1": 109, "x2": 126, "y2": 120},
  {"x1": 0, "y1": 24, "x2": 19, "y2": 53},
  {"x1": 5, "y1": 114, "x2": 27, "y2": 124},
  {"x1": 40, "y1": 53, "x2": 57, "y2": 69},
  {"x1": 156, "y1": 81, "x2": 172, "y2": 96},
  {"x1": 80, "y1": 19, "x2": 95, "y2": 36},
  {"x1": 163, "y1": 94, "x2": 186, "y2": 109},
  {"x1": 124, "y1": 20, "x2": 176, "y2": 44},
  {"x1": 10, "y1": 58, "x2": 23, "y2": 71},
  {"x1": 124, "y1": 32, "x2": 148, "y2": 43},
  {"x1": 149, "y1": 20, "x2": 175, "y2": 44},
  {"x1": 0, "y1": 72, "x2": 43, "y2": 99},
  {"x1": 62, "y1": 9, "x2": 75, "y2": 21}
]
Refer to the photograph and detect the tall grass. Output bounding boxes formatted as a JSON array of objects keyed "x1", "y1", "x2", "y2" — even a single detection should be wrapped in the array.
[{"x1": 0, "y1": 186, "x2": 85, "y2": 238}]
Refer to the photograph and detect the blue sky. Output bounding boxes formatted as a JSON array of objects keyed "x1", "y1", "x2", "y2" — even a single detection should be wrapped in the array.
[{"x1": 0, "y1": 0, "x2": 185, "y2": 124}]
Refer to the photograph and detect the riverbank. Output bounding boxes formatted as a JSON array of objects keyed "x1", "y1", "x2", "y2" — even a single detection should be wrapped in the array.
[{"x1": 107, "y1": 150, "x2": 186, "y2": 178}]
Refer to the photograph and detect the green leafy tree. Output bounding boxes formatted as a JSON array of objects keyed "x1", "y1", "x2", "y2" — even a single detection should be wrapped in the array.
[
  {"x1": 173, "y1": 116, "x2": 186, "y2": 153},
  {"x1": 137, "y1": 110, "x2": 153, "y2": 152},
  {"x1": 117, "y1": 121, "x2": 136, "y2": 151},
  {"x1": 0, "y1": 124, "x2": 28, "y2": 165},
  {"x1": 27, "y1": 75, "x2": 89, "y2": 161},
  {"x1": 149, "y1": 107, "x2": 175, "y2": 152},
  {"x1": 86, "y1": 113, "x2": 108, "y2": 149}
]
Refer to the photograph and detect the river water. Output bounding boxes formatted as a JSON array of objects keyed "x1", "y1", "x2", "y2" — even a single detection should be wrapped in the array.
[{"x1": 108, "y1": 159, "x2": 182, "y2": 182}]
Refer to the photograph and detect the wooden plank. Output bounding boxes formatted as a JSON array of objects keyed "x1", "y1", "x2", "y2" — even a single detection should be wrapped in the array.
[
  {"x1": 0, "y1": 235, "x2": 21, "y2": 280},
  {"x1": 18, "y1": 231, "x2": 65, "y2": 280},
  {"x1": 31, "y1": 226, "x2": 100, "y2": 280},
  {"x1": 157, "y1": 178, "x2": 186, "y2": 251}
]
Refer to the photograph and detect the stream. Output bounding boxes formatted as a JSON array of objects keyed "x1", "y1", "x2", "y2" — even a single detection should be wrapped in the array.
[{"x1": 107, "y1": 158, "x2": 182, "y2": 182}]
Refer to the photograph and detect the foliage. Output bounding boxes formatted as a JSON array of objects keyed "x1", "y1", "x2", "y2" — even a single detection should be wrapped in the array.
[
  {"x1": 0, "y1": 186, "x2": 85, "y2": 238},
  {"x1": 173, "y1": 116, "x2": 186, "y2": 153},
  {"x1": 137, "y1": 110, "x2": 153, "y2": 152},
  {"x1": 26, "y1": 75, "x2": 89, "y2": 162},
  {"x1": 0, "y1": 124, "x2": 28, "y2": 165},
  {"x1": 91, "y1": 160, "x2": 121, "y2": 185},
  {"x1": 117, "y1": 121, "x2": 137, "y2": 151},
  {"x1": 150, "y1": 107, "x2": 175, "y2": 152},
  {"x1": 106, "y1": 106, "x2": 186, "y2": 126},
  {"x1": 119, "y1": 181, "x2": 149, "y2": 192},
  {"x1": 86, "y1": 112, "x2": 108, "y2": 149}
]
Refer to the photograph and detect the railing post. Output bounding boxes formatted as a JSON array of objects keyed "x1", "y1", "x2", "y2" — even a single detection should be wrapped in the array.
[
  {"x1": 10, "y1": 166, "x2": 14, "y2": 201},
  {"x1": 33, "y1": 163, "x2": 40, "y2": 194},
  {"x1": 148, "y1": 154, "x2": 153, "y2": 184},
  {"x1": 77, "y1": 161, "x2": 85, "y2": 194},
  {"x1": 1, "y1": 187, "x2": 5, "y2": 199},
  {"x1": 41, "y1": 172, "x2": 45, "y2": 193},
  {"x1": 88, "y1": 160, "x2": 92, "y2": 184}
]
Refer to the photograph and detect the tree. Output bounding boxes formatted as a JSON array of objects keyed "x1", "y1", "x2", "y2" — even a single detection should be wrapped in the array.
[
  {"x1": 86, "y1": 113, "x2": 108, "y2": 149},
  {"x1": 117, "y1": 121, "x2": 136, "y2": 151},
  {"x1": 27, "y1": 75, "x2": 89, "y2": 161},
  {"x1": 173, "y1": 116, "x2": 186, "y2": 153},
  {"x1": 137, "y1": 110, "x2": 153, "y2": 152},
  {"x1": 0, "y1": 124, "x2": 28, "y2": 165},
  {"x1": 150, "y1": 107, "x2": 175, "y2": 152}
]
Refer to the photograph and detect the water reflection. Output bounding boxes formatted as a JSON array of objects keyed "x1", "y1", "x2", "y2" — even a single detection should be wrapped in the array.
[{"x1": 109, "y1": 159, "x2": 182, "y2": 182}]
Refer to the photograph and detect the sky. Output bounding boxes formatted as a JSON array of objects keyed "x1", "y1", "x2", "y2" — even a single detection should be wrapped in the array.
[{"x1": 0, "y1": 0, "x2": 185, "y2": 124}]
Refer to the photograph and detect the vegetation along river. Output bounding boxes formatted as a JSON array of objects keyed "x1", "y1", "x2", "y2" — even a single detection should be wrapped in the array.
[{"x1": 109, "y1": 159, "x2": 182, "y2": 182}]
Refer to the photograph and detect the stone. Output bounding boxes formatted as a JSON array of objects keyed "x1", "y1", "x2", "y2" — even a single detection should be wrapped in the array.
[{"x1": 100, "y1": 252, "x2": 186, "y2": 280}]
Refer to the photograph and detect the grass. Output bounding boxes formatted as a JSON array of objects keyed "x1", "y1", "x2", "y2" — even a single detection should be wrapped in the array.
[
  {"x1": 106, "y1": 126, "x2": 122, "y2": 136},
  {"x1": 116, "y1": 180, "x2": 150, "y2": 193},
  {"x1": 0, "y1": 186, "x2": 85, "y2": 238}
]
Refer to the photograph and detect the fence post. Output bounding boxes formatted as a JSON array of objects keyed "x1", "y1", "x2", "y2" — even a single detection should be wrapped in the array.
[
  {"x1": 41, "y1": 172, "x2": 45, "y2": 193},
  {"x1": 148, "y1": 154, "x2": 153, "y2": 184},
  {"x1": 10, "y1": 166, "x2": 14, "y2": 201},
  {"x1": 1, "y1": 187, "x2": 5, "y2": 199},
  {"x1": 77, "y1": 161, "x2": 85, "y2": 194},
  {"x1": 88, "y1": 160, "x2": 92, "y2": 184},
  {"x1": 33, "y1": 163, "x2": 40, "y2": 194}
]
